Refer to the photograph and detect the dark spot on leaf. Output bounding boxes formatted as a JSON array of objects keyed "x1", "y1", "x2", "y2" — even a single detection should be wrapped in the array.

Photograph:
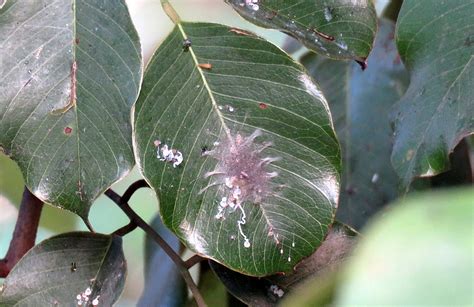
[
  {"x1": 70, "y1": 262, "x2": 77, "y2": 272},
  {"x1": 259, "y1": 103, "x2": 268, "y2": 110},
  {"x1": 182, "y1": 38, "x2": 192, "y2": 51},
  {"x1": 75, "y1": 38, "x2": 80, "y2": 45},
  {"x1": 264, "y1": 10, "x2": 278, "y2": 20},
  {"x1": 355, "y1": 58, "x2": 368, "y2": 70},
  {"x1": 64, "y1": 126, "x2": 72, "y2": 135},
  {"x1": 201, "y1": 146, "x2": 208, "y2": 155},
  {"x1": 346, "y1": 185, "x2": 356, "y2": 195},
  {"x1": 464, "y1": 36, "x2": 474, "y2": 47}
]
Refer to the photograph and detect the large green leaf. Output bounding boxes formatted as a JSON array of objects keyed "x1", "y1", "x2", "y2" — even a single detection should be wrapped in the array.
[
  {"x1": 0, "y1": 0, "x2": 142, "y2": 218},
  {"x1": 0, "y1": 232, "x2": 126, "y2": 306},
  {"x1": 133, "y1": 22, "x2": 340, "y2": 276},
  {"x1": 224, "y1": 0, "x2": 377, "y2": 61},
  {"x1": 302, "y1": 19, "x2": 409, "y2": 229},
  {"x1": 391, "y1": 0, "x2": 474, "y2": 187},
  {"x1": 333, "y1": 188, "x2": 474, "y2": 305}
]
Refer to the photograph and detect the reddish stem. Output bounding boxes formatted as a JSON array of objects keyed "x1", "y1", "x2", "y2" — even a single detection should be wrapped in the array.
[{"x1": 0, "y1": 187, "x2": 43, "y2": 277}]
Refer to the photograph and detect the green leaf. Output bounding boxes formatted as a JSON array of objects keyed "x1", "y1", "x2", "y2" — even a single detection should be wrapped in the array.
[
  {"x1": 391, "y1": 0, "x2": 474, "y2": 187},
  {"x1": 0, "y1": 232, "x2": 126, "y2": 306},
  {"x1": 210, "y1": 223, "x2": 356, "y2": 305},
  {"x1": 302, "y1": 19, "x2": 409, "y2": 229},
  {"x1": 188, "y1": 265, "x2": 229, "y2": 307},
  {"x1": 224, "y1": 0, "x2": 377, "y2": 61},
  {"x1": 0, "y1": 0, "x2": 142, "y2": 218},
  {"x1": 334, "y1": 188, "x2": 474, "y2": 305},
  {"x1": 280, "y1": 268, "x2": 339, "y2": 307},
  {"x1": 133, "y1": 22, "x2": 340, "y2": 276}
]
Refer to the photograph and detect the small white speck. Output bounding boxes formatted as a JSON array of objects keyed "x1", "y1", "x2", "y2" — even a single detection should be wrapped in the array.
[
  {"x1": 371, "y1": 173, "x2": 379, "y2": 183},
  {"x1": 336, "y1": 40, "x2": 348, "y2": 50},
  {"x1": 324, "y1": 7, "x2": 333, "y2": 22},
  {"x1": 292, "y1": 242, "x2": 295, "y2": 247},
  {"x1": 225, "y1": 177, "x2": 233, "y2": 188},
  {"x1": 244, "y1": 240, "x2": 251, "y2": 248},
  {"x1": 219, "y1": 197, "x2": 228, "y2": 207},
  {"x1": 76, "y1": 295, "x2": 81, "y2": 300},
  {"x1": 269, "y1": 285, "x2": 285, "y2": 298},
  {"x1": 288, "y1": 256, "x2": 291, "y2": 262},
  {"x1": 92, "y1": 296, "x2": 100, "y2": 306},
  {"x1": 280, "y1": 248, "x2": 284, "y2": 254}
]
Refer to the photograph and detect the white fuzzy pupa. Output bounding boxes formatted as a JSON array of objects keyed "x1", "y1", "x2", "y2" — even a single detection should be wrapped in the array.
[
  {"x1": 203, "y1": 129, "x2": 280, "y2": 248},
  {"x1": 202, "y1": 130, "x2": 279, "y2": 205}
]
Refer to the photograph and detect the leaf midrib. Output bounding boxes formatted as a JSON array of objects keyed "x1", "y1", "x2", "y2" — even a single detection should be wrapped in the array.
[{"x1": 177, "y1": 23, "x2": 232, "y2": 141}]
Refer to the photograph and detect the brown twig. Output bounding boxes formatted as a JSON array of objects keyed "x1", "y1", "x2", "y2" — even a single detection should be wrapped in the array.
[
  {"x1": 184, "y1": 254, "x2": 206, "y2": 269},
  {"x1": 113, "y1": 221, "x2": 138, "y2": 236},
  {"x1": 105, "y1": 185, "x2": 207, "y2": 307},
  {"x1": 122, "y1": 179, "x2": 149, "y2": 202},
  {"x1": 0, "y1": 187, "x2": 43, "y2": 277}
]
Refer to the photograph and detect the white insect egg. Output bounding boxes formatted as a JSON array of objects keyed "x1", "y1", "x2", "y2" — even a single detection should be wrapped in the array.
[
  {"x1": 173, "y1": 151, "x2": 183, "y2": 168},
  {"x1": 219, "y1": 197, "x2": 228, "y2": 207},
  {"x1": 244, "y1": 240, "x2": 251, "y2": 248},
  {"x1": 245, "y1": 0, "x2": 259, "y2": 11},
  {"x1": 225, "y1": 177, "x2": 233, "y2": 188},
  {"x1": 233, "y1": 186, "x2": 242, "y2": 199},
  {"x1": 84, "y1": 288, "x2": 92, "y2": 296},
  {"x1": 270, "y1": 285, "x2": 285, "y2": 298},
  {"x1": 160, "y1": 145, "x2": 170, "y2": 161},
  {"x1": 324, "y1": 7, "x2": 333, "y2": 21}
]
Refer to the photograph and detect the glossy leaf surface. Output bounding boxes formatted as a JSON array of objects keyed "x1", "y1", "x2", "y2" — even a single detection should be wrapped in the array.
[
  {"x1": 225, "y1": 0, "x2": 377, "y2": 61},
  {"x1": 133, "y1": 22, "x2": 340, "y2": 276},
  {"x1": 0, "y1": 0, "x2": 142, "y2": 218},
  {"x1": 302, "y1": 19, "x2": 409, "y2": 229},
  {"x1": 0, "y1": 232, "x2": 126, "y2": 306},
  {"x1": 391, "y1": 0, "x2": 474, "y2": 187}
]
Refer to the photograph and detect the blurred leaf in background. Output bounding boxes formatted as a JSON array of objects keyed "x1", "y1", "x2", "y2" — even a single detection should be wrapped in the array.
[
  {"x1": 302, "y1": 19, "x2": 409, "y2": 230},
  {"x1": 283, "y1": 187, "x2": 474, "y2": 306}
]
